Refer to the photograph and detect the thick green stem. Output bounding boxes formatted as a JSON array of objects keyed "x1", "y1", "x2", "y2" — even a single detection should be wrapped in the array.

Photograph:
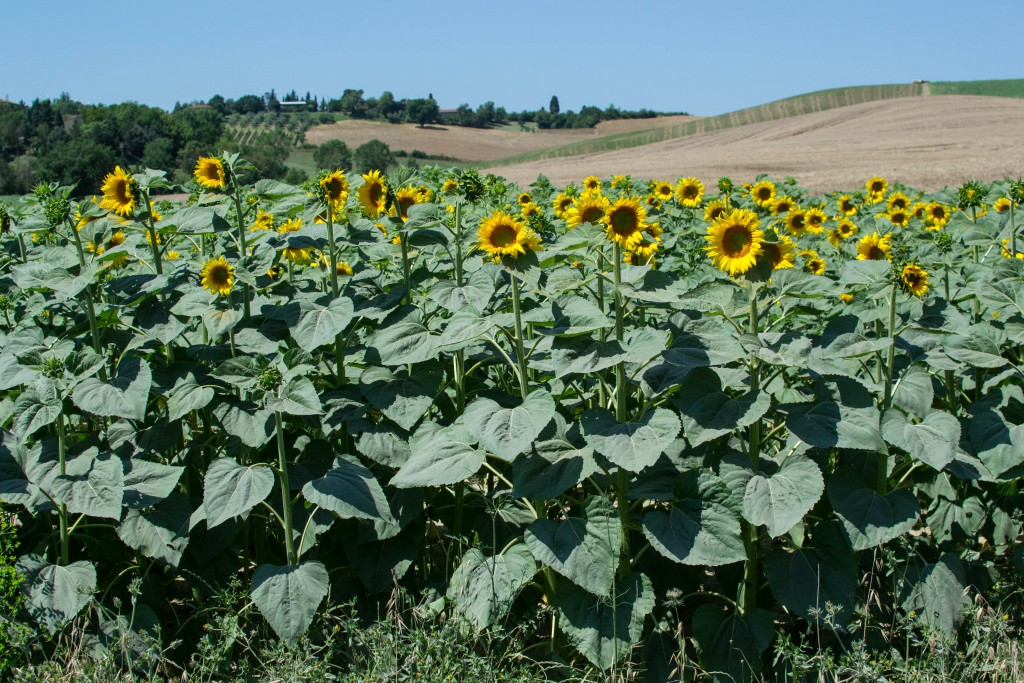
[
  {"x1": 232, "y1": 190, "x2": 251, "y2": 320},
  {"x1": 510, "y1": 275, "x2": 530, "y2": 400},
  {"x1": 1012, "y1": 203, "x2": 1018, "y2": 259},
  {"x1": 325, "y1": 206, "x2": 346, "y2": 383},
  {"x1": 611, "y1": 245, "x2": 633, "y2": 579},
  {"x1": 143, "y1": 192, "x2": 163, "y2": 276},
  {"x1": 274, "y1": 411, "x2": 297, "y2": 566},
  {"x1": 57, "y1": 412, "x2": 69, "y2": 566},
  {"x1": 741, "y1": 284, "x2": 762, "y2": 614},
  {"x1": 399, "y1": 226, "x2": 412, "y2": 303},
  {"x1": 879, "y1": 282, "x2": 899, "y2": 495}
]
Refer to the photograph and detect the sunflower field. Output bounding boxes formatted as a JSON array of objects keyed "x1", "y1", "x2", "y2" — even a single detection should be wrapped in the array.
[{"x1": 1, "y1": 156, "x2": 1024, "y2": 681}]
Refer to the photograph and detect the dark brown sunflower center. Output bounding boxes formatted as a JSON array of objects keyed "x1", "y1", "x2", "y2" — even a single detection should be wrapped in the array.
[
  {"x1": 709, "y1": 207, "x2": 725, "y2": 221},
  {"x1": 756, "y1": 188, "x2": 772, "y2": 201},
  {"x1": 490, "y1": 224, "x2": 518, "y2": 247},
  {"x1": 808, "y1": 214, "x2": 822, "y2": 226},
  {"x1": 609, "y1": 208, "x2": 639, "y2": 235},
  {"x1": 114, "y1": 180, "x2": 130, "y2": 203},
  {"x1": 398, "y1": 197, "x2": 415, "y2": 219},
  {"x1": 871, "y1": 182, "x2": 884, "y2": 192},
  {"x1": 682, "y1": 185, "x2": 698, "y2": 199},
  {"x1": 368, "y1": 183, "x2": 383, "y2": 205},
  {"x1": 892, "y1": 211, "x2": 906, "y2": 223},
  {"x1": 324, "y1": 178, "x2": 343, "y2": 197},
  {"x1": 723, "y1": 225, "x2": 752, "y2": 257},
  {"x1": 763, "y1": 244, "x2": 781, "y2": 266},
  {"x1": 790, "y1": 215, "x2": 805, "y2": 230},
  {"x1": 209, "y1": 265, "x2": 229, "y2": 284},
  {"x1": 868, "y1": 246, "x2": 886, "y2": 259},
  {"x1": 905, "y1": 272, "x2": 922, "y2": 286},
  {"x1": 581, "y1": 207, "x2": 604, "y2": 224}
]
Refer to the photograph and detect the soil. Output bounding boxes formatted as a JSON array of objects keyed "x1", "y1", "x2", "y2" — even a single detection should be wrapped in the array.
[{"x1": 480, "y1": 96, "x2": 1024, "y2": 193}]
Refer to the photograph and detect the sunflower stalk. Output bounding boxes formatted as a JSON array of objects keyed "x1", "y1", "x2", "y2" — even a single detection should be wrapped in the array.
[
  {"x1": 325, "y1": 205, "x2": 346, "y2": 384},
  {"x1": 612, "y1": 244, "x2": 632, "y2": 580},
  {"x1": 231, "y1": 188, "x2": 251, "y2": 320},
  {"x1": 879, "y1": 281, "x2": 899, "y2": 495},
  {"x1": 740, "y1": 282, "x2": 762, "y2": 614},
  {"x1": 274, "y1": 410, "x2": 297, "y2": 567},
  {"x1": 510, "y1": 274, "x2": 530, "y2": 400},
  {"x1": 56, "y1": 411, "x2": 69, "y2": 566},
  {"x1": 452, "y1": 202, "x2": 467, "y2": 551},
  {"x1": 65, "y1": 217, "x2": 105, "y2": 363},
  {"x1": 142, "y1": 191, "x2": 163, "y2": 276}
]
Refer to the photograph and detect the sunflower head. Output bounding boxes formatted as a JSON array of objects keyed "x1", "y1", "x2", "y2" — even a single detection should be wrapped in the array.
[
  {"x1": 317, "y1": 170, "x2": 350, "y2": 214},
  {"x1": 785, "y1": 209, "x2": 808, "y2": 236},
  {"x1": 901, "y1": 263, "x2": 929, "y2": 296},
  {"x1": 521, "y1": 202, "x2": 543, "y2": 219},
  {"x1": 856, "y1": 232, "x2": 892, "y2": 261},
  {"x1": 994, "y1": 197, "x2": 1012, "y2": 213},
  {"x1": 837, "y1": 194, "x2": 857, "y2": 216},
  {"x1": 564, "y1": 194, "x2": 609, "y2": 229},
  {"x1": 704, "y1": 208, "x2": 763, "y2": 276},
  {"x1": 886, "y1": 192, "x2": 910, "y2": 212},
  {"x1": 250, "y1": 210, "x2": 275, "y2": 231},
  {"x1": 805, "y1": 256, "x2": 826, "y2": 276},
  {"x1": 653, "y1": 181, "x2": 674, "y2": 201},
  {"x1": 602, "y1": 197, "x2": 648, "y2": 248},
  {"x1": 703, "y1": 200, "x2": 727, "y2": 223},
  {"x1": 837, "y1": 218, "x2": 857, "y2": 240},
  {"x1": 771, "y1": 196, "x2": 795, "y2": 215},
  {"x1": 392, "y1": 185, "x2": 421, "y2": 222},
  {"x1": 750, "y1": 180, "x2": 776, "y2": 208},
  {"x1": 194, "y1": 157, "x2": 227, "y2": 191},
  {"x1": 552, "y1": 193, "x2": 575, "y2": 218},
  {"x1": 442, "y1": 178, "x2": 459, "y2": 194},
  {"x1": 676, "y1": 177, "x2": 704, "y2": 207},
  {"x1": 357, "y1": 170, "x2": 388, "y2": 218},
  {"x1": 477, "y1": 211, "x2": 541, "y2": 261},
  {"x1": 957, "y1": 180, "x2": 986, "y2": 209},
  {"x1": 582, "y1": 176, "x2": 602, "y2": 193},
  {"x1": 804, "y1": 207, "x2": 827, "y2": 233},
  {"x1": 865, "y1": 176, "x2": 888, "y2": 202},
  {"x1": 758, "y1": 236, "x2": 796, "y2": 271},
  {"x1": 886, "y1": 208, "x2": 909, "y2": 227},
  {"x1": 100, "y1": 166, "x2": 139, "y2": 217},
  {"x1": 200, "y1": 255, "x2": 235, "y2": 297}
]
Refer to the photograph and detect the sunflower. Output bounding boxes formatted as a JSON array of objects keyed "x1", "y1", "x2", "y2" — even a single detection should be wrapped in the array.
[
  {"x1": 675, "y1": 177, "x2": 704, "y2": 207},
  {"x1": 478, "y1": 211, "x2": 541, "y2": 260},
  {"x1": 357, "y1": 170, "x2": 388, "y2": 218},
  {"x1": 74, "y1": 196, "x2": 101, "y2": 230},
  {"x1": 805, "y1": 207, "x2": 827, "y2": 234},
  {"x1": 278, "y1": 218, "x2": 310, "y2": 262},
  {"x1": 836, "y1": 194, "x2": 857, "y2": 216},
  {"x1": 805, "y1": 256, "x2": 826, "y2": 275},
  {"x1": 250, "y1": 210, "x2": 274, "y2": 231},
  {"x1": 771, "y1": 196, "x2": 796, "y2": 215},
  {"x1": 927, "y1": 202, "x2": 951, "y2": 227},
  {"x1": 564, "y1": 193, "x2": 610, "y2": 229},
  {"x1": 785, "y1": 209, "x2": 808, "y2": 236},
  {"x1": 911, "y1": 202, "x2": 929, "y2": 220},
  {"x1": 645, "y1": 194, "x2": 662, "y2": 210},
  {"x1": 653, "y1": 180, "x2": 674, "y2": 202},
  {"x1": 750, "y1": 180, "x2": 776, "y2": 208},
  {"x1": 828, "y1": 218, "x2": 858, "y2": 247},
  {"x1": 582, "y1": 176, "x2": 602, "y2": 193},
  {"x1": 705, "y1": 208, "x2": 763, "y2": 276},
  {"x1": 994, "y1": 197, "x2": 1012, "y2": 213},
  {"x1": 100, "y1": 166, "x2": 138, "y2": 216},
  {"x1": 839, "y1": 292, "x2": 853, "y2": 304},
  {"x1": 886, "y1": 192, "x2": 910, "y2": 212},
  {"x1": 320, "y1": 253, "x2": 354, "y2": 276},
  {"x1": 166, "y1": 250, "x2": 181, "y2": 260},
  {"x1": 602, "y1": 197, "x2": 648, "y2": 248},
  {"x1": 865, "y1": 176, "x2": 888, "y2": 202},
  {"x1": 552, "y1": 192, "x2": 575, "y2": 218},
  {"x1": 759, "y1": 235, "x2": 796, "y2": 270},
  {"x1": 194, "y1": 157, "x2": 227, "y2": 190},
  {"x1": 517, "y1": 192, "x2": 533, "y2": 206},
  {"x1": 627, "y1": 224, "x2": 661, "y2": 261},
  {"x1": 392, "y1": 185, "x2": 421, "y2": 222},
  {"x1": 886, "y1": 207, "x2": 909, "y2": 227},
  {"x1": 521, "y1": 202, "x2": 542, "y2": 219},
  {"x1": 611, "y1": 175, "x2": 629, "y2": 189},
  {"x1": 856, "y1": 232, "x2": 892, "y2": 260},
  {"x1": 703, "y1": 200, "x2": 728, "y2": 223},
  {"x1": 442, "y1": 178, "x2": 459, "y2": 194},
  {"x1": 200, "y1": 255, "x2": 235, "y2": 296},
  {"x1": 901, "y1": 263, "x2": 929, "y2": 296},
  {"x1": 319, "y1": 170, "x2": 349, "y2": 213}
]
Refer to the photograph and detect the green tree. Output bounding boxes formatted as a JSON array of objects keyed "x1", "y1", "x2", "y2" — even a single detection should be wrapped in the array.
[
  {"x1": 339, "y1": 89, "x2": 366, "y2": 118},
  {"x1": 406, "y1": 97, "x2": 440, "y2": 128},
  {"x1": 549, "y1": 95, "x2": 560, "y2": 114},
  {"x1": 354, "y1": 139, "x2": 394, "y2": 173},
  {"x1": 37, "y1": 135, "x2": 116, "y2": 194},
  {"x1": 313, "y1": 139, "x2": 352, "y2": 171}
]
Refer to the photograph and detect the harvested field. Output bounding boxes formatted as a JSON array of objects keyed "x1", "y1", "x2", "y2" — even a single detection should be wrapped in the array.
[
  {"x1": 482, "y1": 96, "x2": 1024, "y2": 193},
  {"x1": 303, "y1": 115, "x2": 698, "y2": 162}
]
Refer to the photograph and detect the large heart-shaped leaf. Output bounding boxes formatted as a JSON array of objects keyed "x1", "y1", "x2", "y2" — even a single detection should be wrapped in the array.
[
  {"x1": 251, "y1": 561, "x2": 329, "y2": 644},
  {"x1": 17, "y1": 554, "x2": 96, "y2": 634},
  {"x1": 267, "y1": 377, "x2": 323, "y2": 416},
  {"x1": 302, "y1": 457, "x2": 394, "y2": 523},
  {"x1": 511, "y1": 439, "x2": 599, "y2": 500},
  {"x1": 447, "y1": 544, "x2": 536, "y2": 631},
  {"x1": 691, "y1": 604, "x2": 774, "y2": 682},
  {"x1": 642, "y1": 477, "x2": 747, "y2": 568},
  {"x1": 780, "y1": 399, "x2": 885, "y2": 453},
  {"x1": 899, "y1": 554, "x2": 968, "y2": 636},
  {"x1": 12, "y1": 378, "x2": 62, "y2": 439},
  {"x1": 674, "y1": 368, "x2": 769, "y2": 447},
  {"x1": 360, "y1": 365, "x2": 441, "y2": 431},
  {"x1": 721, "y1": 454, "x2": 824, "y2": 538},
  {"x1": 367, "y1": 314, "x2": 438, "y2": 366},
  {"x1": 72, "y1": 355, "x2": 151, "y2": 421},
  {"x1": 202, "y1": 458, "x2": 275, "y2": 528},
  {"x1": 828, "y1": 480, "x2": 920, "y2": 550},
  {"x1": 763, "y1": 522, "x2": 859, "y2": 624},
  {"x1": 292, "y1": 296, "x2": 354, "y2": 353},
  {"x1": 165, "y1": 373, "x2": 214, "y2": 422},
  {"x1": 580, "y1": 408, "x2": 680, "y2": 473},
  {"x1": 51, "y1": 450, "x2": 124, "y2": 520},
  {"x1": 464, "y1": 390, "x2": 555, "y2": 461},
  {"x1": 117, "y1": 492, "x2": 191, "y2": 566},
  {"x1": 555, "y1": 573, "x2": 655, "y2": 671},
  {"x1": 524, "y1": 496, "x2": 620, "y2": 596},
  {"x1": 391, "y1": 421, "x2": 485, "y2": 488},
  {"x1": 882, "y1": 408, "x2": 959, "y2": 471}
]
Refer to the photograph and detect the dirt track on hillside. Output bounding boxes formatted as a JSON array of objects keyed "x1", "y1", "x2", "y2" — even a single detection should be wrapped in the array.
[
  {"x1": 481, "y1": 96, "x2": 1024, "y2": 193},
  {"x1": 304, "y1": 115, "x2": 698, "y2": 162}
]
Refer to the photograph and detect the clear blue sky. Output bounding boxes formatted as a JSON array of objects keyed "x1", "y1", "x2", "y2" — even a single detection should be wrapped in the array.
[{"x1": 4, "y1": 0, "x2": 1022, "y2": 116}]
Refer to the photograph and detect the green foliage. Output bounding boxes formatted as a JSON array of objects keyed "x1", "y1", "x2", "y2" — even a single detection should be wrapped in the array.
[
  {"x1": 3, "y1": 162, "x2": 1024, "y2": 681},
  {"x1": 353, "y1": 138, "x2": 395, "y2": 173},
  {"x1": 0, "y1": 506, "x2": 27, "y2": 677},
  {"x1": 312, "y1": 139, "x2": 351, "y2": 172}
]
